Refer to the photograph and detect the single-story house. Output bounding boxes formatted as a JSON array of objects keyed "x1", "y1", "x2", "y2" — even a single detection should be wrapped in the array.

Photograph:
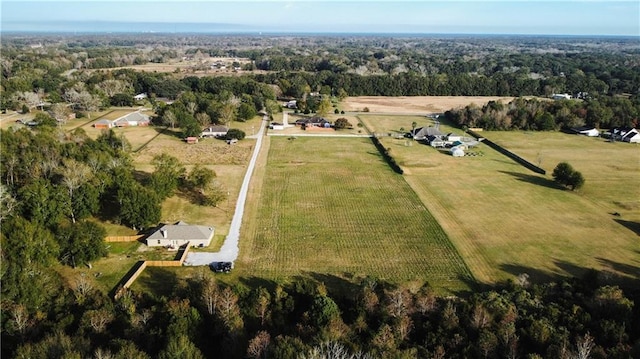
[
  {"x1": 294, "y1": 117, "x2": 331, "y2": 128},
  {"x1": 134, "y1": 93, "x2": 148, "y2": 101},
  {"x1": 283, "y1": 100, "x2": 297, "y2": 109},
  {"x1": 552, "y1": 93, "x2": 572, "y2": 100},
  {"x1": 93, "y1": 119, "x2": 114, "y2": 129},
  {"x1": 269, "y1": 122, "x2": 284, "y2": 130},
  {"x1": 622, "y1": 128, "x2": 640, "y2": 143},
  {"x1": 146, "y1": 221, "x2": 215, "y2": 248},
  {"x1": 571, "y1": 126, "x2": 600, "y2": 137},
  {"x1": 113, "y1": 112, "x2": 151, "y2": 127},
  {"x1": 186, "y1": 137, "x2": 199, "y2": 144},
  {"x1": 606, "y1": 127, "x2": 638, "y2": 142},
  {"x1": 411, "y1": 126, "x2": 444, "y2": 141},
  {"x1": 200, "y1": 125, "x2": 229, "y2": 138}
]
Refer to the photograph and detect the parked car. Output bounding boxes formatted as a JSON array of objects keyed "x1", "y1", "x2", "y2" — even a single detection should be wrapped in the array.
[{"x1": 210, "y1": 261, "x2": 233, "y2": 273}]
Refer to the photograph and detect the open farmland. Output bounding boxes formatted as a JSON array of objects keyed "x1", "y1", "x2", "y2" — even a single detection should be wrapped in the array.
[
  {"x1": 237, "y1": 136, "x2": 473, "y2": 293},
  {"x1": 342, "y1": 96, "x2": 517, "y2": 114},
  {"x1": 367, "y1": 117, "x2": 640, "y2": 285}
]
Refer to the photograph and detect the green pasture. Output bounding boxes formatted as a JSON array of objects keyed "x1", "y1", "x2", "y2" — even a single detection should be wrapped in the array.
[
  {"x1": 373, "y1": 123, "x2": 640, "y2": 285},
  {"x1": 236, "y1": 136, "x2": 473, "y2": 294}
]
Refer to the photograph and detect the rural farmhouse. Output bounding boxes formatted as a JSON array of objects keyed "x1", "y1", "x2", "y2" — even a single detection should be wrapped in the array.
[
  {"x1": 200, "y1": 125, "x2": 229, "y2": 138},
  {"x1": 113, "y1": 112, "x2": 151, "y2": 127},
  {"x1": 146, "y1": 221, "x2": 215, "y2": 248}
]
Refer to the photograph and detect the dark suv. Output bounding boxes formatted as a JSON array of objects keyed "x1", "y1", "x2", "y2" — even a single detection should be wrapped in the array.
[{"x1": 210, "y1": 261, "x2": 232, "y2": 273}]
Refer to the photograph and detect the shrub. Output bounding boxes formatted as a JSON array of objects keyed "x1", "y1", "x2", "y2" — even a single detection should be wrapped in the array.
[
  {"x1": 553, "y1": 162, "x2": 585, "y2": 190},
  {"x1": 226, "y1": 128, "x2": 246, "y2": 140}
]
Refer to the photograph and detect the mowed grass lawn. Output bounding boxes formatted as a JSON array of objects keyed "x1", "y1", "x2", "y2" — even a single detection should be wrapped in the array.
[
  {"x1": 237, "y1": 136, "x2": 473, "y2": 293},
  {"x1": 373, "y1": 121, "x2": 640, "y2": 285}
]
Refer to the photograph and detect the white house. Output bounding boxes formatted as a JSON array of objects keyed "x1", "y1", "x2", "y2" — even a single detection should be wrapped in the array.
[
  {"x1": 201, "y1": 125, "x2": 229, "y2": 138},
  {"x1": 572, "y1": 126, "x2": 600, "y2": 137},
  {"x1": 269, "y1": 122, "x2": 284, "y2": 130},
  {"x1": 146, "y1": 221, "x2": 215, "y2": 248},
  {"x1": 552, "y1": 93, "x2": 571, "y2": 100},
  {"x1": 113, "y1": 112, "x2": 151, "y2": 127},
  {"x1": 134, "y1": 93, "x2": 148, "y2": 101},
  {"x1": 283, "y1": 100, "x2": 297, "y2": 109},
  {"x1": 622, "y1": 128, "x2": 640, "y2": 143}
]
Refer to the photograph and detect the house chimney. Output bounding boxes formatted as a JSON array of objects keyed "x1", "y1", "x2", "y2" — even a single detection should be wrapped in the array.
[{"x1": 161, "y1": 229, "x2": 167, "y2": 238}]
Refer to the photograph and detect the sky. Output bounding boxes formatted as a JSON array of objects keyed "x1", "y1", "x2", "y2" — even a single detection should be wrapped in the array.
[{"x1": 2, "y1": 1, "x2": 639, "y2": 36}]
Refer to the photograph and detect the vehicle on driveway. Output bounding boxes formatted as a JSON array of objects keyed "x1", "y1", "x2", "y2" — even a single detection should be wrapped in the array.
[{"x1": 210, "y1": 261, "x2": 233, "y2": 273}]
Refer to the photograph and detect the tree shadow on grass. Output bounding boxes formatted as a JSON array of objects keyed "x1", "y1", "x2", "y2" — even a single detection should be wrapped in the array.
[
  {"x1": 614, "y1": 219, "x2": 640, "y2": 236},
  {"x1": 498, "y1": 170, "x2": 561, "y2": 190},
  {"x1": 152, "y1": 126, "x2": 184, "y2": 139},
  {"x1": 133, "y1": 266, "x2": 180, "y2": 298},
  {"x1": 500, "y1": 260, "x2": 640, "y2": 294}
]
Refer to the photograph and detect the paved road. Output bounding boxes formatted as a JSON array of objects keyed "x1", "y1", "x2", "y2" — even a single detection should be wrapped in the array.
[{"x1": 183, "y1": 116, "x2": 268, "y2": 267}]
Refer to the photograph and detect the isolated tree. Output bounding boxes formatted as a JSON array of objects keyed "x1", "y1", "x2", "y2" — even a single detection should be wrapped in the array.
[
  {"x1": 333, "y1": 117, "x2": 352, "y2": 130},
  {"x1": 411, "y1": 121, "x2": 417, "y2": 137},
  {"x1": 553, "y1": 162, "x2": 585, "y2": 191},
  {"x1": 226, "y1": 128, "x2": 245, "y2": 140},
  {"x1": 188, "y1": 165, "x2": 216, "y2": 194}
]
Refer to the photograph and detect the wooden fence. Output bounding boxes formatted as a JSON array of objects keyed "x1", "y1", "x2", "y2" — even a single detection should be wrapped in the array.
[
  {"x1": 113, "y1": 242, "x2": 191, "y2": 300},
  {"x1": 105, "y1": 235, "x2": 144, "y2": 243}
]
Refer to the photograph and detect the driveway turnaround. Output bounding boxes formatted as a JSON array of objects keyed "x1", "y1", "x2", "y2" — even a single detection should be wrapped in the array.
[{"x1": 183, "y1": 116, "x2": 267, "y2": 266}]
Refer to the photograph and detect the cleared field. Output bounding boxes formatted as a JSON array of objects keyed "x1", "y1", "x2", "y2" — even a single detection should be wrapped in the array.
[
  {"x1": 236, "y1": 136, "x2": 473, "y2": 293},
  {"x1": 342, "y1": 96, "x2": 517, "y2": 114},
  {"x1": 372, "y1": 124, "x2": 640, "y2": 285}
]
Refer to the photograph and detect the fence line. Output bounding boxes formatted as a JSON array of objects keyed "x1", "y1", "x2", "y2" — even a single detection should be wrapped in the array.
[
  {"x1": 113, "y1": 242, "x2": 191, "y2": 299},
  {"x1": 467, "y1": 130, "x2": 546, "y2": 175},
  {"x1": 105, "y1": 235, "x2": 144, "y2": 243}
]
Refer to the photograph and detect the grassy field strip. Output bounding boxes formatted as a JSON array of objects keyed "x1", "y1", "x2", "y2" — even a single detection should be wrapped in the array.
[
  {"x1": 398, "y1": 136, "x2": 639, "y2": 283},
  {"x1": 403, "y1": 175, "x2": 493, "y2": 284},
  {"x1": 237, "y1": 136, "x2": 472, "y2": 293}
]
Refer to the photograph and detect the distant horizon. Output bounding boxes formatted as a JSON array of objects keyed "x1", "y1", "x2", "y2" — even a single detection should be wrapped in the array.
[
  {"x1": 2, "y1": 1, "x2": 639, "y2": 37},
  {"x1": 3, "y1": 20, "x2": 639, "y2": 38}
]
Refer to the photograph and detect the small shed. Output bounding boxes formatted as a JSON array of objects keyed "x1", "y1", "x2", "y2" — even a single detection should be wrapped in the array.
[
  {"x1": 186, "y1": 137, "x2": 199, "y2": 144},
  {"x1": 451, "y1": 146, "x2": 465, "y2": 157},
  {"x1": 93, "y1": 119, "x2": 113, "y2": 129}
]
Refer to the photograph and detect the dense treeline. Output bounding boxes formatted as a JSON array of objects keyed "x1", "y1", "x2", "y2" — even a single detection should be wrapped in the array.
[
  {"x1": 444, "y1": 96, "x2": 640, "y2": 131},
  {"x1": 2, "y1": 35, "x2": 640, "y2": 113},
  {"x1": 2, "y1": 268, "x2": 638, "y2": 358}
]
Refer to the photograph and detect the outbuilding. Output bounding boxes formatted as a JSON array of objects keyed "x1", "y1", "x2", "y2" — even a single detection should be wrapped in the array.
[{"x1": 451, "y1": 146, "x2": 465, "y2": 157}]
